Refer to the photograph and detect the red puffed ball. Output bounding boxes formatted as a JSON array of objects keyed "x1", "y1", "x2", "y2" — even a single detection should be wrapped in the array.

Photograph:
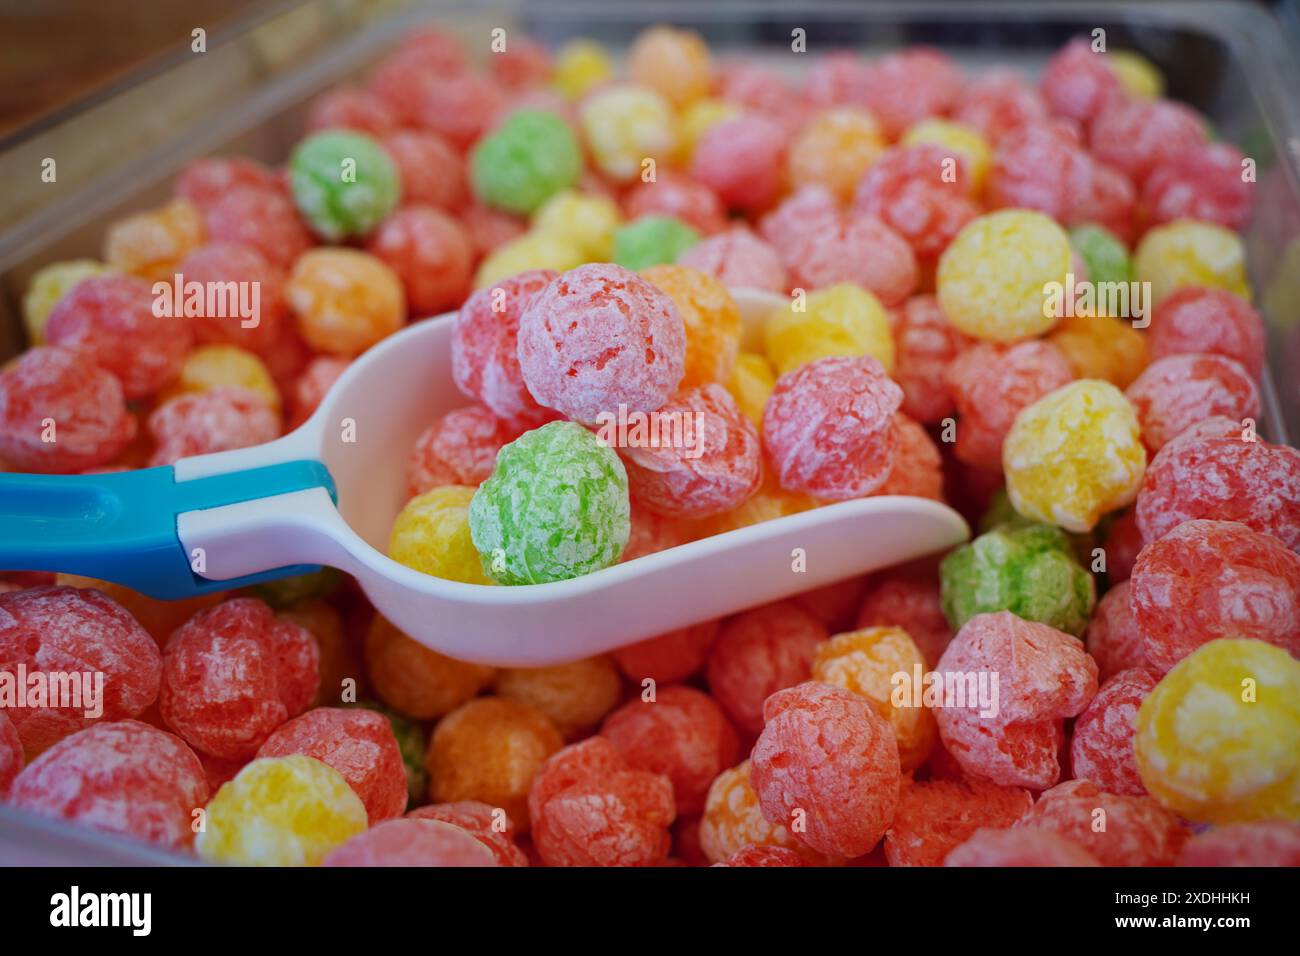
[
  {"x1": 1130, "y1": 519, "x2": 1300, "y2": 673},
  {"x1": 451, "y1": 269, "x2": 558, "y2": 427},
  {"x1": 1125, "y1": 353, "x2": 1260, "y2": 454},
  {"x1": 873, "y1": 413, "x2": 943, "y2": 501},
  {"x1": 411, "y1": 71, "x2": 506, "y2": 150},
  {"x1": 610, "y1": 620, "x2": 717, "y2": 684},
  {"x1": 858, "y1": 49, "x2": 962, "y2": 139},
  {"x1": 489, "y1": 37, "x2": 552, "y2": 91},
  {"x1": 45, "y1": 275, "x2": 193, "y2": 401},
  {"x1": 1014, "y1": 778, "x2": 1187, "y2": 866},
  {"x1": 527, "y1": 737, "x2": 676, "y2": 867},
  {"x1": 623, "y1": 172, "x2": 728, "y2": 236},
  {"x1": 791, "y1": 577, "x2": 869, "y2": 633},
  {"x1": 381, "y1": 130, "x2": 468, "y2": 212},
  {"x1": 856, "y1": 568, "x2": 954, "y2": 667},
  {"x1": 760, "y1": 185, "x2": 840, "y2": 254},
  {"x1": 8, "y1": 720, "x2": 207, "y2": 848},
  {"x1": 461, "y1": 202, "x2": 526, "y2": 259},
  {"x1": 286, "y1": 356, "x2": 348, "y2": 430},
  {"x1": 160, "y1": 597, "x2": 319, "y2": 759},
  {"x1": 854, "y1": 145, "x2": 980, "y2": 261},
  {"x1": 953, "y1": 68, "x2": 1048, "y2": 144},
  {"x1": 717, "y1": 845, "x2": 806, "y2": 867},
  {"x1": 934, "y1": 611, "x2": 1097, "y2": 790},
  {"x1": 0, "y1": 586, "x2": 160, "y2": 756},
  {"x1": 803, "y1": 52, "x2": 870, "y2": 109},
  {"x1": 677, "y1": 226, "x2": 788, "y2": 295},
  {"x1": 1085, "y1": 581, "x2": 1149, "y2": 682},
  {"x1": 690, "y1": 115, "x2": 788, "y2": 213},
  {"x1": 763, "y1": 356, "x2": 903, "y2": 500},
  {"x1": 517, "y1": 263, "x2": 686, "y2": 425},
  {"x1": 0, "y1": 346, "x2": 136, "y2": 473},
  {"x1": 785, "y1": 214, "x2": 918, "y2": 306},
  {"x1": 1142, "y1": 142, "x2": 1253, "y2": 232},
  {"x1": 0, "y1": 710, "x2": 21, "y2": 797},
  {"x1": 408, "y1": 801, "x2": 529, "y2": 866},
  {"x1": 889, "y1": 295, "x2": 974, "y2": 425},
  {"x1": 883, "y1": 776, "x2": 1033, "y2": 867},
  {"x1": 257, "y1": 707, "x2": 407, "y2": 823},
  {"x1": 178, "y1": 242, "x2": 288, "y2": 355},
  {"x1": 147, "y1": 387, "x2": 280, "y2": 467},
  {"x1": 1070, "y1": 667, "x2": 1159, "y2": 795},
  {"x1": 1136, "y1": 417, "x2": 1300, "y2": 550},
  {"x1": 619, "y1": 502, "x2": 693, "y2": 564},
  {"x1": 705, "y1": 601, "x2": 827, "y2": 735},
  {"x1": 987, "y1": 121, "x2": 1094, "y2": 223},
  {"x1": 1090, "y1": 98, "x2": 1207, "y2": 186},
  {"x1": 600, "y1": 685, "x2": 739, "y2": 815},
  {"x1": 324, "y1": 817, "x2": 498, "y2": 867},
  {"x1": 716, "y1": 62, "x2": 804, "y2": 132},
  {"x1": 174, "y1": 156, "x2": 279, "y2": 210},
  {"x1": 203, "y1": 186, "x2": 313, "y2": 271},
  {"x1": 406, "y1": 405, "x2": 522, "y2": 495},
  {"x1": 305, "y1": 86, "x2": 397, "y2": 137},
  {"x1": 1039, "y1": 38, "x2": 1122, "y2": 125},
  {"x1": 620, "y1": 384, "x2": 761, "y2": 518},
  {"x1": 945, "y1": 827, "x2": 1100, "y2": 866},
  {"x1": 751, "y1": 681, "x2": 902, "y2": 859},
  {"x1": 367, "y1": 206, "x2": 472, "y2": 315},
  {"x1": 1177, "y1": 821, "x2": 1300, "y2": 867},
  {"x1": 1149, "y1": 286, "x2": 1265, "y2": 379}
]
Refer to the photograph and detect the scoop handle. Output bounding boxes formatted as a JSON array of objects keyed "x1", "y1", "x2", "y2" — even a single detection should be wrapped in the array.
[{"x1": 0, "y1": 460, "x2": 335, "y2": 598}]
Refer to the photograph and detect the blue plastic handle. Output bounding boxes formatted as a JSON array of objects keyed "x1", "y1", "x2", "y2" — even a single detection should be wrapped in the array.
[{"x1": 0, "y1": 460, "x2": 336, "y2": 599}]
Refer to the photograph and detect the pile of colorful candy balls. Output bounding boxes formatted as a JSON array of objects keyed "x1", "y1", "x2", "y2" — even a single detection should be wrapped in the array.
[{"x1": 0, "y1": 23, "x2": 1297, "y2": 867}]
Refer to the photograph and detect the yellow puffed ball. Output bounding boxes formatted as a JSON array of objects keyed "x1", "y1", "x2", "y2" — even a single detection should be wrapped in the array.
[
  {"x1": 1003, "y1": 379, "x2": 1146, "y2": 533},
  {"x1": 726, "y1": 352, "x2": 776, "y2": 428},
  {"x1": 473, "y1": 231, "x2": 585, "y2": 289},
  {"x1": 160, "y1": 343, "x2": 281, "y2": 410},
  {"x1": 580, "y1": 84, "x2": 677, "y2": 184},
  {"x1": 641, "y1": 263, "x2": 741, "y2": 386},
  {"x1": 22, "y1": 260, "x2": 114, "y2": 344},
  {"x1": 811, "y1": 626, "x2": 937, "y2": 771},
  {"x1": 1136, "y1": 639, "x2": 1300, "y2": 824},
  {"x1": 532, "y1": 189, "x2": 622, "y2": 261},
  {"x1": 937, "y1": 209, "x2": 1071, "y2": 342},
  {"x1": 389, "y1": 485, "x2": 492, "y2": 584},
  {"x1": 788, "y1": 109, "x2": 886, "y2": 203},
  {"x1": 1134, "y1": 218, "x2": 1250, "y2": 306},
  {"x1": 196, "y1": 755, "x2": 368, "y2": 866},
  {"x1": 552, "y1": 39, "x2": 614, "y2": 100},
  {"x1": 628, "y1": 25, "x2": 713, "y2": 108},
  {"x1": 901, "y1": 119, "x2": 992, "y2": 195},
  {"x1": 764, "y1": 282, "x2": 894, "y2": 377},
  {"x1": 676, "y1": 98, "x2": 741, "y2": 166},
  {"x1": 1107, "y1": 50, "x2": 1164, "y2": 100},
  {"x1": 1047, "y1": 312, "x2": 1149, "y2": 389}
]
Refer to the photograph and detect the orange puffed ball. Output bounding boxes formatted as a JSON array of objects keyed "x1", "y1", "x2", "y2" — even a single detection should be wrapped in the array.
[
  {"x1": 494, "y1": 656, "x2": 623, "y2": 738},
  {"x1": 286, "y1": 248, "x2": 405, "y2": 356},
  {"x1": 1047, "y1": 312, "x2": 1149, "y2": 389},
  {"x1": 698, "y1": 760, "x2": 833, "y2": 864},
  {"x1": 363, "y1": 615, "x2": 495, "y2": 720},
  {"x1": 641, "y1": 264, "x2": 741, "y2": 388},
  {"x1": 788, "y1": 109, "x2": 886, "y2": 203},
  {"x1": 628, "y1": 25, "x2": 713, "y2": 108},
  {"x1": 104, "y1": 198, "x2": 205, "y2": 282},
  {"x1": 279, "y1": 600, "x2": 360, "y2": 709}
]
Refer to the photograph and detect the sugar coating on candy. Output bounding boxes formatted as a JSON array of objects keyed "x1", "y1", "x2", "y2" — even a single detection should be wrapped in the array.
[
  {"x1": 410, "y1": 71, "x2": 506, "y2": 150},
  {"x1": 788, "y1": 109, "x2": 884, "y2": 203},
  {"x1": 1003, "y1": 379, "x2": 1147, "y2": 534},
  {"x1": 628, "y1": 25, "x2": 712, "y2": 107},
  {"x1": 175, "y1": 156, "x2": 279, "y2": 210},
  {"x1": 8, "y1": 720, "x2": 207, "y2": 849},
  {"x1": 611, "y1": 620, "x2": 717, "y2": 684},
  {"x1": 718, "y1": 845, "x2": 807, "y2": 867},
  {"x1": 883, "y1": 776, "x2": 1033, "y2": 867},
  {"x1": 286, "y1": 356, "x2": 347, "y2": 429},
  {"x1": 202, "y1": 185, "x2": 313, "y2": 272},
  {"x1": 934, "y1": 611, "x2": 1097, "y2": 789},
  {"x1": 1176, "y1": 821, "x2": 1300, "y2": 867},
  {"x1": 390, "y1": 485, "x2": 493, "y2": 585},
  {"x1": 940, "y1": 523, "x2": 1096, "y2": 637},
  {"x1": 1130, "y1": 520, "x2": 1300, "y2": 673},
  {"x1": 986, "y1": 122, "x2": 1094, "y2": 225},
  {"x1": 716, "y1": 62, "x2": 804, "y2": 131},
  {"x1": 1125, "y1": 354, "x2": 1259, "y2": 454},
  {"x1": 289, "y1": 130, "x2": 400, "y2": 240},
  {"x1": 305, "y1": 85, "x2": 397, "y2": 137},
  {"x1": 516, "y1": 264, "x2": 685, "y2": 424},
  {"x1": 612, "y1": 216, "x2": 700, "y2": 272},
  {"x1": 873, "y1": 413, "x2": 943, "y2": 501},
  {"x1": 678, "y1": 226, "x2": 788, "y2": 294},
  {"x1": 471, "y1": 110, "x2": 582, "y2": 216},
  {"x1": 784, "y1": 214, "x2": 918, "y2": 308},
  {"x1": 1047, "y1": 312, "x2": 1149, "y2": 391},
  {"x1": 527, "y1": 736, "x2": 676, "y2": 866},
  {"x1": 1085, "y1": 581, "x2": 1149, "y2": 681},
  {"x1": 1136, "y1": 417, "x2": 1300, "y2": 550},
  {"x1": 640, "y1": 264, "x2": 740, "y2": 388},
  {"x1": 1148, "y1": 285, "x2": 1265, "y2": 379},
  {"x1": 1135, "y1": 219, "x2": 1249, "y2": 306},
  {"x1": 469, "y1": 421, "x2": 630, "y2": 584},
  {"x1": 750, "y1": 681, "x2": 902, "y2": 859},
  {"x1": 856, "y1": 568, "x2": 954, "y2": 667},
  {"x1": 427, "y1": 697, "x2": 563, "y2": 831},
  {"x1": 705, "y1": 602, "x2": 827, "y2": 735},
  {"x1": 889, "y1": 295, "x2": 973, "y2": 424},
  {"x1": 103, "y1": 198, "x2": 204, "y2": 283},
  {"x1": 1090, "y1": 98, "x2": 1206, "y2": 185},
  {"x1": 324, "y1": 817, "x2": 498, "y2": 867},
  {"x1": 900, "y1": 119, "x2": 992, "y2": 194},
  {"x1": 197, "y1": 754, "x2": 367, "y2": 865},
  {"x1": 858, "y1": 48, "x2": 962, "y2": 138},
  {"x1": 600, "y1": 685, "x2": 739, "y2": 815},
  {"x1": 699, "y1": 759, "x2": 829, "y2": 864},
  {"x1": 760, "y1": 186, "x2": 840, "y2": 257},
  {"x1": 810, "y1": 626, "x2": 937, "y2": 770},
  {"x1": 0, "y1": 346, "x2": 136, "y2": 472},
  {"x1": 160, "y1": 597, "x2": 319, "y2": 760},
  {"x1": 937, "y1": 210, "x2": 1072, "y2": 343},
  {"x1": 0, "y1": 710, "x2": 20, "y2": 796},
  {"x1": 494, "y1": 656, "x2": 622, "y2": 739},
  {"x1": 952, "y1": 68, "x2": 1048, "y2": 144},
  {"x1": 1040, "y1": 38, "x2": 1121, "y2": 123},
  {"x1": 765, "y1": 283, "x2": 894, "y2": 378},
  {"x1": 690, "y1": 114, "x2": 787, "y2": 213},
  {"x1": 406, "y1": 407, "x2": 519, "y2": 496},
  {"x1": 580, "y1": 85, "x2": 677, "y2": 183},
  {"x1": 147, "y1": 386, "x2": 280, "y2": 466},
  {"x1": 853, "y1": 144, "x2": 979, "y2": 261},
  {"x1": 762, "y1": 356, "x2": 902, "y2": 501},
  {"x1": 1142, "y1": 142, "x2": 1253, "y2": 232},
  {"x1": 1138, "y1": 638, "x2": 1300, "y2": 824},
  {"x1": 381, "y1": 130, "x2": 467, "y2": 211},
  {"x1": 619, "y1": 384, "x2": 761, "y2": 519},
  {"x1": 1014, "y1": 779, "x2": 1186, "y2": 866},
  {"x1": 409, "y1": 801, "x2": 529, "y2": 866},
  {"x1": 257, "y1": 707, "x2": 406, "y2": 823},
  {"x1": 364, "y1": 615, "x2": 495, "y2": 720},
  {"x1": 0, "y1": 586, "x2": 160, "y2": 755},
  {"x1": 1070, "y1": 667, "x2": 1158, "y2": 797},
  {"x1": 178, "y1": 242, "x2": 287, "y2": 355},
  {"x1": 944, "y1": 826, "x2": 1100, "y2": 866},
  {"x1": 286, "y1": 248, "x2": 405, "y2": 357},
  {"x1": 366, "y1": 206, "x2": 472, "y2": 315}
]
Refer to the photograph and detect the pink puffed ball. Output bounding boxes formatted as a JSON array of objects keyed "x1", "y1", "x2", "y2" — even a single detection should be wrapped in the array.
[
  {"x1": 1014, "y1": 778, "x2": 1187, "y2": 866},
  {"x1": 1085, "y1": 581, "x2": 1149, "y2": 682},
  {"x1": 934, "y1": 611, "x2": 1097, "y2": 790},
  {"x1": 381, "y1": 130, "x2": 468, "y2": 212},
  {"x1": 1069, "y1": 667, "x2": 1159, "y2": 796},
  {"x1": 175, "y1": 157, "x2": 279, "y2": 211},
  {"x1": 803, "y1": 52, "x2": 869, "y2": 109},
  {"x1": 715, "y1": 62, "x2": 804, "y2": 131},
  {"x1": 516, "y1": 263, "x2": 686, "y2": 424},
  {"x1": 677, "y1": 226, "x2": 788, "y2": 294},
  {"x1": 763, "y1": 356, "x2": 903, "y2": 500},
  {"x1": 324, "y1": 817, "x2": 498, "y2": 867},
  {"x1": 945, "y1": 827, "x2": 1100, "y2": 866},
  {"x1": 286, "y1": 356, "x2": 348, "y2": 430},
  {"x1": 452, "y1": 269, "x2": 557, "y2": 427},
  {"x1": 406, "y1": 405, "x2": 522, "y2": 495},
  {"x1": 407, "y1": 800, "x2": 529, "y2": 866},
  {"x1": 367, "y1": 206, "x2": 472, "y2": 315},
  {"x1": 147, "y1": 387, "x2": 280, "y2": 467},
  {"x1": 785, "y1": 213, "x2": 918, "y2": 306},
  {"x1": 1149, "y1": 286, "x2": 1266, "y2": 379},
  {"x1": 889, "y1": 295, "x2": 974, "y2": 424},
  {"x1": 858, "y1": 48, "x2": 963, "y2": 139},
  {"x1": 1039, "y1": 37, "x2": 1122, "y2": 125},
  {"x1": 1090, "y1": 98, "x2": 1207, "y2": 185},
  {"x1": 690, "y1": 115, "x2": 788, "y2": 213},
  {"x1": 624, "y1": 172, "x2": 728, "y2": 236},
  {"x1": 853, "y1": 144, "x2": 980, "y2": 261},
  {"x1": 1125, "y1": 353, "x2": 1260, "y2": 454},
  {"x1": 1142, "y1": 142, "x2": 1253, "y2": 232},
  {"x1": 305, "y1": 86, "x2": 397, "y2": 137},
  {"x1": 410, "y1": 71, "x2": 506, "y2": 150},
  {"x1": 952, "y1": 68, "x2": 1048, "y2": 144},
  {"x1": 759, "y1": 185, "x2": 841, "y2": 252},
  {"x1": 179, "y1": 242, "x2": 288, "y2": 356},
  {"x1": 202, "y1": 185, "x2": 313, "y2": 271},
  {"x1": 987, "y1": 121, "x2": 1094, "y2": 223}
]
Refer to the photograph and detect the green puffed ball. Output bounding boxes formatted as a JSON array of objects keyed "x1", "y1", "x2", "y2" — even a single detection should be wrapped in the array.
[
  {"x1": 612, "y1": 215, "x2": 700, "y2": 271},
  {"x1": 469, "y1": 421, "x2": 630, "y2": 585},
  {"x1": 1069, "y1": 225, "x2": 1131, "y2": 288},
  {"x1": 289, "y1": 130, "x2": 400, "y2": 241},
  {"x1": 470, "y1": 110, "x2": 582, "y2": 216},
  {"x1": 939, "y1": 522, "x2": 1096, "y2": 636}
]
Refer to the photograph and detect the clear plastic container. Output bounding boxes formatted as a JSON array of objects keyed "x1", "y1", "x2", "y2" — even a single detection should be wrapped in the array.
[{"x1": 1, "y1": 0, "x2": 1297, "y2": 864}]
